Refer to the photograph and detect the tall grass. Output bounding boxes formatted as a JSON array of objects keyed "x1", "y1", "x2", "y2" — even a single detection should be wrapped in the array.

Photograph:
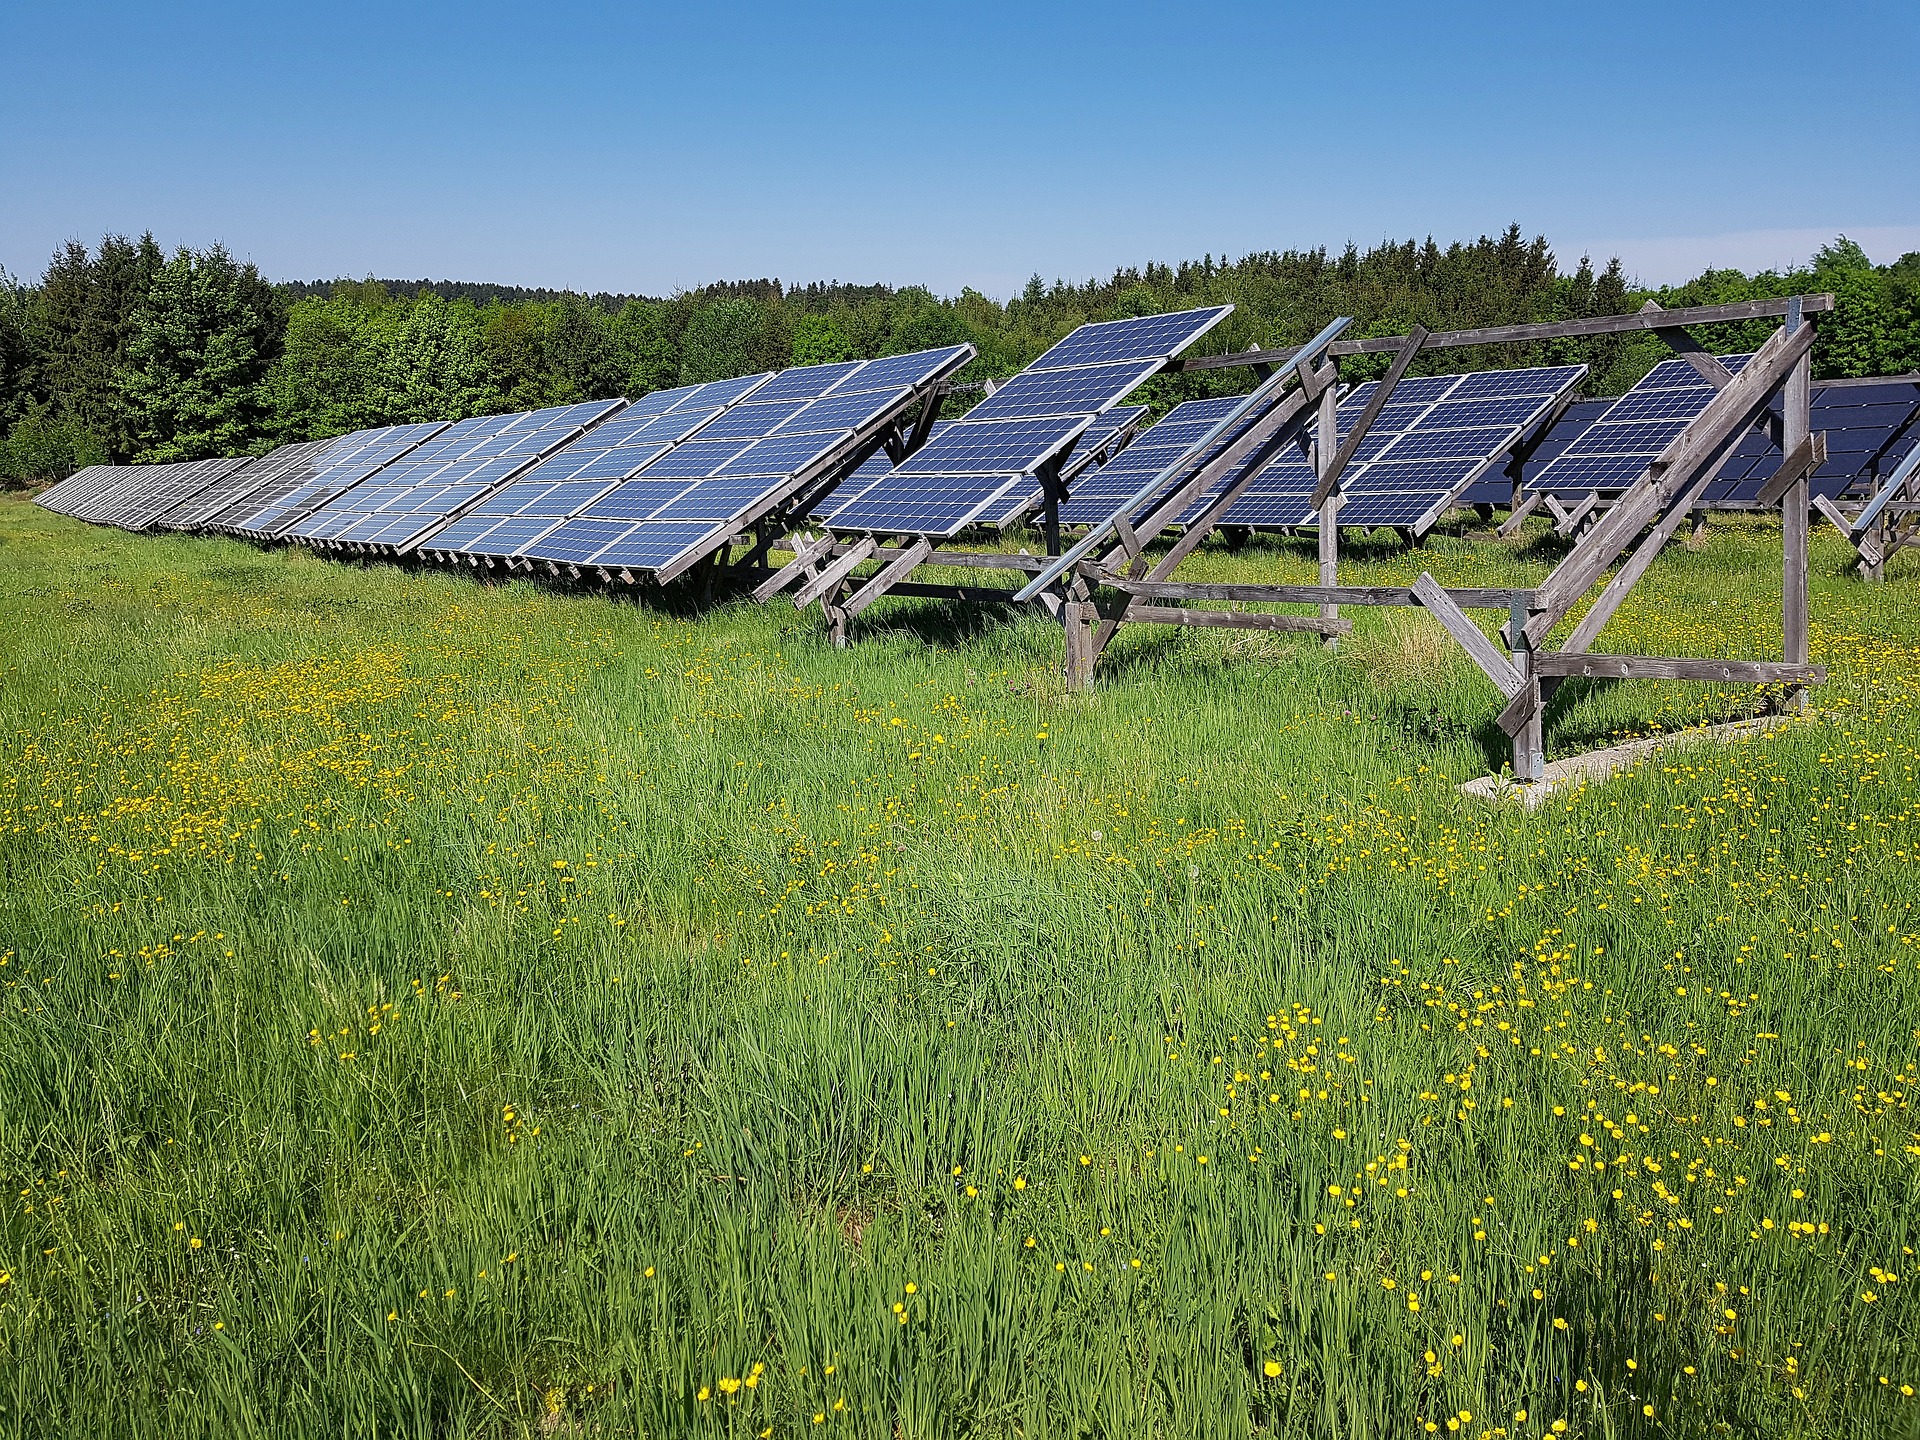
[{"x1": 0, "y1": 499, "x2": 1916, "y2": 1438}]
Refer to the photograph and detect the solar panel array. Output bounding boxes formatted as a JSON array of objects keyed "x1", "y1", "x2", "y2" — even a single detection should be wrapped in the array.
[
  {"x1": 1708, "y1": 376, "x2": 1920, "y2": 504},
  {"x1": 1057, "y1": 395, "x2": 1245, "y2": 528},
  {"x1": 285, "y1": 401, "x2": 623, "y2": 551},
  {"x1": 221, "y1": 422, "x2": 450, "y2": 538},
  {"x1": 446, "y1": 345, "x2": 972, "y2": 575},
  {"x1": 824, "y1": 308, "x2": 1232, "y2": 538},
  {"x1": 1182, "y1": 364, "x2": 1586, "y2": 529},
  {"x1": 64, "y1": 458, "x2": 253, "y2": 530},
  {"x1": 34, "y1": 464, "x2": 126, "y2": 517},
  {"x1": 159, "y1": 438, "x2": 342, "y2": 532},
  {"x1": 1527, "y1": 356, "x2": 1752, "y2": 499}
]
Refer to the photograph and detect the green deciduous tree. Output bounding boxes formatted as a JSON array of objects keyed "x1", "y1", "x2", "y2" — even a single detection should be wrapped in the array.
[
  {"x1": 680, "y1": 299, "x2": 767, "y2": 384},
  {"x1": 373, "y1": 292, "x2": 489, "y2": 422}
]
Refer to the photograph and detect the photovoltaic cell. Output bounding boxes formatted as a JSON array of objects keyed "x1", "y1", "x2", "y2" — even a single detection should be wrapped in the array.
[
  {"x1": 1055, "y1": 396, "x2": 1244, "y2": 528},
  {"x1": 159, "y1": 439, "x2": 342, "y2": 531},
  {"x1": 292, "y1": 401, "x2": 623, "y2": 550},
  {"x1": 1707, "y1": 375, "x2": 1920, "y2": 504},
  {"x1": 961, "y1": 359, "x2": 1163, "y2": 423}
]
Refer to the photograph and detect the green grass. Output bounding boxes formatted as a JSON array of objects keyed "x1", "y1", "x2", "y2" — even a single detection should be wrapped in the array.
[{"x1": 0, "y1": 496, "x2": 1916, "y2": 1438}]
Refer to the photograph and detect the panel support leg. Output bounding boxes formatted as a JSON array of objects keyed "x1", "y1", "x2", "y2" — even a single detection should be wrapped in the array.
[
  {"x1": 1781, "y1": 301, "x2": 1811, "y2": 711},
  {"x1": 1509, "y1": 603, "x2": 1544, "y2": 782},
  {"x1": 1318, "y1": 495, "x2": 1341, "y2": 649}
]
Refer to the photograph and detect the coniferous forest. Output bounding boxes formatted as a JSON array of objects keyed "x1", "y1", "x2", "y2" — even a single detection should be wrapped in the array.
[{"x1": 2, "y1": 224, "x2": 1916, "y2": 486}]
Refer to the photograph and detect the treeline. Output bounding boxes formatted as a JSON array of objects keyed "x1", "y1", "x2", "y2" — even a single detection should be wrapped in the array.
[{"x1": 3, "y1": 225, "x2": 1916, "y2": 486}]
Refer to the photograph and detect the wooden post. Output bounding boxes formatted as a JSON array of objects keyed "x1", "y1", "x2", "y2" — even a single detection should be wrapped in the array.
[
  {"x1": 1509, "y1": 600, "x2": 1544, "y2": 782},
  {"x1": 1062, "y1": 600, "x2": 1095, "y2": 691},
  {"x1": 1316, "y1": 380, "x2": 1340, "y2": 646},
  {"x1": 1780, "y1": 298, "x2": 1810, "y2": 710}
]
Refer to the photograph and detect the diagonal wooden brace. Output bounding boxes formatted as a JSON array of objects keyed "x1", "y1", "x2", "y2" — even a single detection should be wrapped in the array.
[{"x1": 1412, "y1": 572, "x2": 1524, "y2": 697}]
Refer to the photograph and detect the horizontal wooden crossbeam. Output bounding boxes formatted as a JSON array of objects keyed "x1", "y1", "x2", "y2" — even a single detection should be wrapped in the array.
[
  {"x1": 1533, "y1": 654, "x2": 1826, "y2": 684},
  {"x1": 1099, "y1": 577, "x2": 1534, "y2": 609},
  {"x1": 1118, "y1": 604, "x2": 1351, "y2": 635},
  {"x1": 1171, "y1": 295, "x2": 1836, "y2": 372}
]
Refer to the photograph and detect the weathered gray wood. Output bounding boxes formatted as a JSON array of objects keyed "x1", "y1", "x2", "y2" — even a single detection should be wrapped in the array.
[
  {"x1": 1560, "y1": 462, "x2": 1723, "y2": 655},
  {"x1": 1120, "y1": 604, "x2": 1351, "y2": 635},
  {"x1": 1412, "y1": 572, "x2": 1524, "y2": 697},
  {"x1": 1528, "y1": 316, "x2": 1817, "y2": 646},
  {"x1": 1640, "y1": 301, "x2": 1738, "y2": 388},
  {"x1": 1782, "y1": 323, "x2": 1811, "y2": 697},
  {"x1": 1099, "y1": 577, "x2": 1533, "y2": 608},
  {"x1": 866, "y1": 547, "x2": 1044, "y2": 572},
  {"x1": 793, "y1": 537, "x2": 876, "y2": 608},
  {"x1": 1172, "y1": 295, "x2": 1836, "y2": 371},
  {"x1": 1753, "y1": 430, "x2": 1828, "y2": 508},
  {"x1": 1811, "y1": 493, "x2": 1856, "y2": 536},
  {"x1": 1316, "y1": 378, "x2": 1342, "y2": 644},
  {"x1": 1534, "y1": 653, "x2": 1826, "y2": 684},
  {"x1": 875, "y1": 580, "x2": 1023, "y2": 604},
  {"x1": 1312, "y1": 325, "x2": 1427, "y2": 507},
  {"x1": 841, "y1": 538, "x2": 933, "y2": 619},
  {"x1": 1497, "y1": 490, "x2": 1544, "y2": 537}
]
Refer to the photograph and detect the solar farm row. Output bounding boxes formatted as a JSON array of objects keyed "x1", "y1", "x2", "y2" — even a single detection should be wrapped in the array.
[{"x1": 35, "y1": 305, "x2": 1918, "y2": 580}]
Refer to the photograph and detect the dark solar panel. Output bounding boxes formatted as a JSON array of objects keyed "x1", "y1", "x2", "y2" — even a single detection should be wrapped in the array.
[{"x1": 1529, "y1": 356, "x2": 1752, "y2": 499}]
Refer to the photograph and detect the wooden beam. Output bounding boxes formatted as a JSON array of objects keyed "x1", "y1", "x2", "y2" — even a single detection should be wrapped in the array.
[
  {"x1": 1312, "y1": 324, "x2": 1427, "y2": 507},
  {"x1": 880, "y1": 581, "x2": 1023, "y2": 604},
  {"x1": 1641, "y1": 300, "x2": 1737, "y2": 388},
  {"x1": 841, "y1": 538, "x2": 933, "y2": 619},
  {"x1": 1753, "y1": 430, "x2": 1828, "y2": 509},
  {"x1": 1497, "y1": 490, "x2": 1544, "y2": 537},
  {"x1": 1412, "y1": 572, "x2": 1524, "y2": 697},
  {"x1": 1560, "y1": 460, "x2": 1725, "y2": 655},
  {"x1": 793, "y1": 537, "x2": 876, "y2": 608},
  {"x1": 1100, "y1": 578, "x2": 1532, "y2": 608},
  {"x1": 1171, "y1": 295, "x2": 1837, "y2": 372},
  {"x1": 1119, "y1": 604, "x2": 1351, "y2": 635},
  {"x1": 752, "y1": 532, "x2": 836, "y2": 601},
  {"x1": 1533, "y1": 653, "x2": 1826, "y2": 684}
]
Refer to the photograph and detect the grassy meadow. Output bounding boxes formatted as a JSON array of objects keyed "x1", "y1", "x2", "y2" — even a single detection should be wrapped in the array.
[{"x1": 0, "y1": 494, "x2": 1916, "y2": 1438}]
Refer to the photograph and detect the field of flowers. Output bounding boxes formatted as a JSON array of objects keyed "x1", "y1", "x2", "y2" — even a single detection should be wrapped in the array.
[{"x1": 0, "y1": 496, "x2": 1915, "y2": 1439}]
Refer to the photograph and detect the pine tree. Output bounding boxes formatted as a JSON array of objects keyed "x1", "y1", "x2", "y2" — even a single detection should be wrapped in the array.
[{"x1": 117, "y1": 244, "x2": 282, "y2": 462}]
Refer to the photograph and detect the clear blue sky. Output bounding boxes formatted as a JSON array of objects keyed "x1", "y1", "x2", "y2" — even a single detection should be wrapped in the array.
[{"x1": 3, "y1": 0, "x2": 1915, "y2": 298}]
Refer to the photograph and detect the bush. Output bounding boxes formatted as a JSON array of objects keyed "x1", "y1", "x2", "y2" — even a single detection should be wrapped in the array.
[{"x1": 0, "y1": 408, "x2": 107, "y2": 488}]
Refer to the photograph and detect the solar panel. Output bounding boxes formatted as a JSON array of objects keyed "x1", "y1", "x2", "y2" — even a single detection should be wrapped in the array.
[
  {"x1": 60, "y1": 463, "x2": 173, "y2": 524},
  {"x1": 222, "y1": 422, "x2": 450, "y2": 537},
  {"x1": 103, "y1": 456, "x2": 256, "y2": 531},
  {"x1": 1529, "y1": 356, "x2": 1752, "y2": 499},
  {"x1": 971, "y1": 406, "x2": 1152, "y2": 529},
  {"x1": 432, "y1": 344, "x2": 975, "y2": 577},
  {"x1": 1171, "y1": 364, "x2": 1585, "y2": 532},
  {"x1": 1054, "y1": 397, "x2": 1243, "y2": 527},
  {"x1": 156, "y1": 439, "x2": 341, "y2": 531},
  {"x1": 285, "y1": 401, "x2": 624, "y2": 552},
  {"x1": 34, "y1": 464, "x2": 127, "y2": 516},
  {"x1": 1706, "y1": 375, "x2": 1920, "y2": 505},
  {"x1": 75, "y1": 457, "x2": 252, "y2": 529},
  {"x1": 824, "y1": 310, "x2": 1230, "y2": 539}
]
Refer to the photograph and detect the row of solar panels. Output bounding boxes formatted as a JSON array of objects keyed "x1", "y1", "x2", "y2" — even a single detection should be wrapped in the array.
[{"x1": 36, "y1": 301, "x2": 1920, "y2": 572}]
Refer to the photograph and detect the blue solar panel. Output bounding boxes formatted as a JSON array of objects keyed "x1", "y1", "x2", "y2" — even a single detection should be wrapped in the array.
[
  {"x1": 1056, "y1": 397, "x2": 1247, "y2": 528},
  {"x1": 832, "y1": 345, "x2": 975, "y2": 393},
  {"x1": 963, "y1": 360, "x2": 1163, "y2": 423},
  {"x1": 715, "y1": 430, "x2": 843, "y2": 476},
  {"x1": 822, "y1": 309, "x2": 1230, "y2": 538},
  {"x1": 523, "y1": 518, "x2": 636, "y2": 563},
  {"x1": 1530, "y1": 356, "x2": 1750, "y2": 498},
  {"x1": 894, "y1": 415, "x2": 1090, "y2": 475},
  {"x1": 1026, "y1": 307, "x2": 1233, "y2": 372},
  {"x1": 436, "y1": 345, "x2": 974, "y2": 571},
  {"x1": 750, "y1": 360, "x2": 865, "y2": 403},
  {"x1": 581, "y1": 479, "x2": 699, "y2": 519},
  {"x1": 774, "y1": 386, "x2": 914, "y2": 435},
  {"x1": 575, "y1": 521, "x2": 722, "y2": 570},
  {"x1": 1707, "y1": 376, "x2": 1920, "y2": 504},
  {"x1": 633, "y1": 438, "x2": 756, "y2": 476},
  {"x1": 696, "y1": 400, "x2": 808, "y2": 439},
  {"x1": 826, "y1": 477, "x2": 1031, "y2": 537},
  {"x1": 224, "y1": 421, "x2": 448, "y2": 536},
  {"x1": 291, "y1": 400, "x2": 622, "y2": 550},
  {"x1": 1198, "y1": 364, "x2": 1585, "y2": 531}
]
